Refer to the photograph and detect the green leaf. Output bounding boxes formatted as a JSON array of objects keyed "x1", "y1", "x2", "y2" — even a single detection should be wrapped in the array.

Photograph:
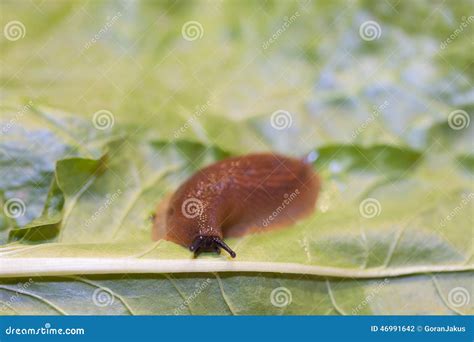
[
  {"x1": 0, "y1": 0, "x2": 472, "y2": 315},
  {"x1": 1, "y1": 107, "x2": 472, "y2": 314}
]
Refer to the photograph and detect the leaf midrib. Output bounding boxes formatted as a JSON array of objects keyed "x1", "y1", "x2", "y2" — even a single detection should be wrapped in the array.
[{"x1": 1, "y1": 257, "x2": 472, "y2": 279}]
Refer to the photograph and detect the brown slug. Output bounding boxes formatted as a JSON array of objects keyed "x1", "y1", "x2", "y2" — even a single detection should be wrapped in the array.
[{"x1": 152, "y1": 152, "x2": 320, "y2": 258}]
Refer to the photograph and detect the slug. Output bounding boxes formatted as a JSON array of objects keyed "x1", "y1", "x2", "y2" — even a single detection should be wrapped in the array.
[{"x1": 153, "y1": 152, "x2": 320, "y2": 258}]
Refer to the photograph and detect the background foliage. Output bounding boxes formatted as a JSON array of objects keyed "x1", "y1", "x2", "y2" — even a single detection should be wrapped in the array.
[{"x1": 0, "y1": 0, "x2": 472, "y2": 315}]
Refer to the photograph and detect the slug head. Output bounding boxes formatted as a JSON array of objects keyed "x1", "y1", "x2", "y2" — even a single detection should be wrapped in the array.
[
  {"x1": 189, "y1": 235, "x2": 236, "y2": 258},
  {"x1": 165, "y1": 203, "x2": 236, "y2": 258}
]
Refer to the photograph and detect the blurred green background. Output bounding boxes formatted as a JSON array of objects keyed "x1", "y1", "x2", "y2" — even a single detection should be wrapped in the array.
[{"x1": 1, "y1": 0, "x2": 472, "y2": 150}]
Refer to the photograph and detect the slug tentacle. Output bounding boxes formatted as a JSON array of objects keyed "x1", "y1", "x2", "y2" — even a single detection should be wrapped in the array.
[
  {"x1": 189, "y1": 235, "x2": 236, "y2": 258},
  {"x1": 214, "y1": 237, "x2": 237, "y2": 258}
]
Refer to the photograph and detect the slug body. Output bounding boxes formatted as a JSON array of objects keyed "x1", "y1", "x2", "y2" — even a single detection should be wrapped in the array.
[{"x1": 154, "y1": 153, "x2": 320, "y2": 257}]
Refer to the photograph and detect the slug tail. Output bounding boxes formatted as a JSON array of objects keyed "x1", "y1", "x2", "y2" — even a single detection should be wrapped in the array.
[{"x1": 152, "y1": 194, "x2": 171, "y2": 241}]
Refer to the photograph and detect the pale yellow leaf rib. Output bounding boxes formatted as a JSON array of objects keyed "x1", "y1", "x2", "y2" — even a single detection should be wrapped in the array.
[
  {"x1": 1, "y1": 257, "x2": 471, "y2": 278},
  {"x1": 214, "y1": 273, "x2": 237, "y2": 315},
  {"x1": 165, "y1": 274, "x2": 192, "y2": 315},
  {"x1": 431, "y1": 275, "x2": 465, "y2": 316},
  {"x1": 65, "y1": 275, "x2": 137, "y2": 315},
  {"x1": 325, "y1": 279, "x2": 347, "y2": 316},
  {"x1": 0, "y1": 285, "x2": 68, "y2": 315}
]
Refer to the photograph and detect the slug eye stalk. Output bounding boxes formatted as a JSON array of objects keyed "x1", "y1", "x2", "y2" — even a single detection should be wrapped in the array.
[{"x1": 189, "y1": 235, "x2": 236, "y2": 258}]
